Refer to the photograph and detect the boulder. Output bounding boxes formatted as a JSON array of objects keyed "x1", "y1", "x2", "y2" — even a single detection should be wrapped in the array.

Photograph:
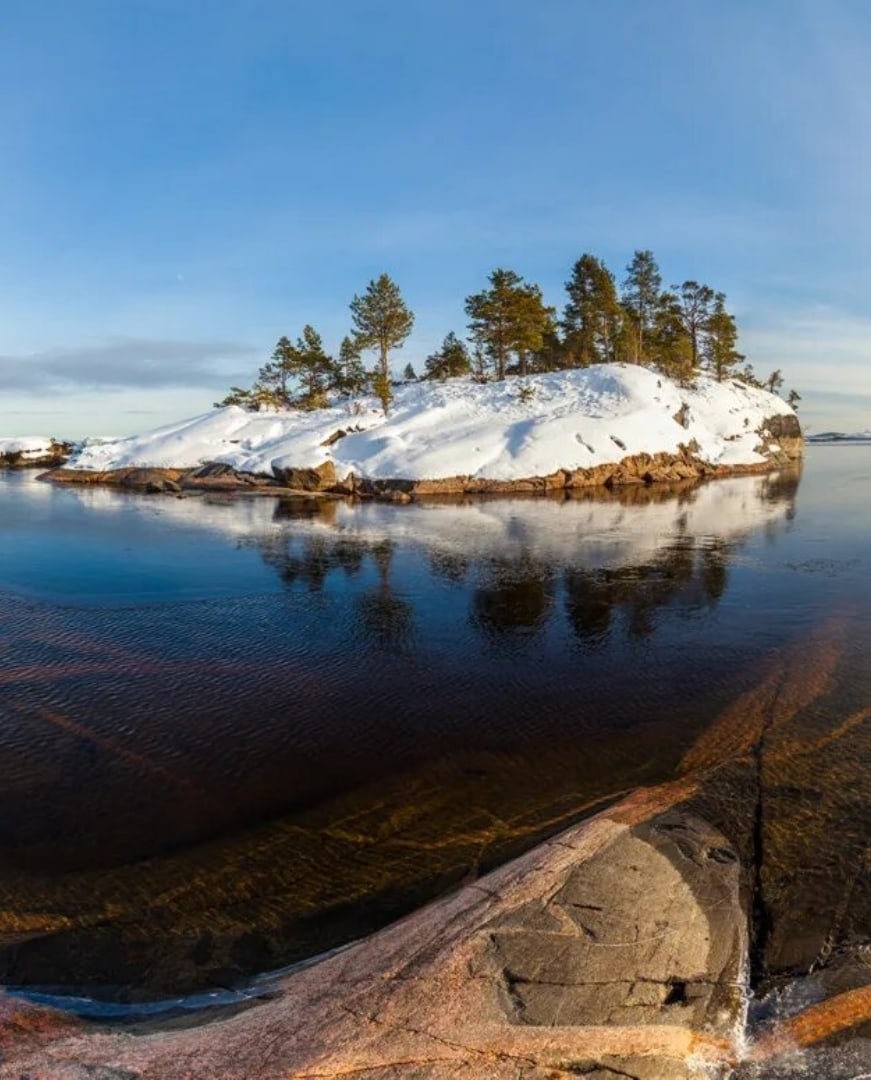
[
  {"x1": 0, "y1": 798, "x2": 746, "y2": 1079},
  {"x1": 120, "y1": 469, "x2": 182, "y2": 493},
  {"x1": 754, "y1": 412, "x2": 804, "y2": 465},
  {"x1": 272, "y1": 460, "x2": 337, "y2": 491}
]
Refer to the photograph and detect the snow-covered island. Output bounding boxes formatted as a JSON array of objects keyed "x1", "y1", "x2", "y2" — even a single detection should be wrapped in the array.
[
  {"x1": 806, "y1": 429, "x2": 871, "y2": 443},
  {"x1": 44, "y1": 364, "x2": 802, "y2": 497},
  {"x1": 0, "y1": 436, "x2": 75, "y2": 468}
]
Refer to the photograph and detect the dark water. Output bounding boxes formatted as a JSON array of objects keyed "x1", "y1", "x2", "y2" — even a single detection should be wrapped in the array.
[{"x1": 1, "y1": 450, "x2": 870, "y2": 1002}]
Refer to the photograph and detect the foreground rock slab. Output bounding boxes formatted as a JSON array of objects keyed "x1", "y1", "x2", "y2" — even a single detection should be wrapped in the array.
[{"x1": 0, "y1": 782, "x2": 748, "y2": 1079}]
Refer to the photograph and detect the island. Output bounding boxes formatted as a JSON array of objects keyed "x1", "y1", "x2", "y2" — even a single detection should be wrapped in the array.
[{"x1": 40, "y1": 364, "x2": 802, "y2": 498}]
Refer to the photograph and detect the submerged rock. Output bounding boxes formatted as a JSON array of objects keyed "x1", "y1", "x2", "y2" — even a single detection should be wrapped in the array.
[{"x1": 0, "y1": 793, "x2": 746, "y2": 1079}]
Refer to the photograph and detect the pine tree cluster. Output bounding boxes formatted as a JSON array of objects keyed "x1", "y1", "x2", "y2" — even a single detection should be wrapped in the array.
[{"x1": 218, "y1": 252, "x2": 798, "y2": 414}]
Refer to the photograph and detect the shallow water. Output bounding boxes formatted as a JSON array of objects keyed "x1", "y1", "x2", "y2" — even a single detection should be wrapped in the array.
[{"x1": 1, "y1": 449, "x2": 870, "y2": 1001}]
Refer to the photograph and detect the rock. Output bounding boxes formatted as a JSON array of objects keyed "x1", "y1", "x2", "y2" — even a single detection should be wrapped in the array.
[
  {"x1": 182, "y1": 462, "x2": 270, "y2": 491},
  {"x1": 118, "y1": 469, "x2": 182, "y2": 493},
  {"x1": 0, "y1": 797, "x2": 745, "y2": 1079},
  {"x1": 186, "y1": 462, "x2": 241, "y2": 480},
  {"x1": 333, "y1": 471, "x2": 356, "y2": 495},
  {"x1": 753, "y1": 412, "x2": 804, "y2": 464},
  {"x1": 673, "y1": 402, "x2": 691, "y2": 428},
  {"x1": 272, "y1": 460, "x2": 337, "y2": 491},
  {"x1": 478, "y1": 810, "x2": 745, "y2": 1034}
]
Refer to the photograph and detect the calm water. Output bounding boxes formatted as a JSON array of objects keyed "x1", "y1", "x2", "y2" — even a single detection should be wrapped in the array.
[{"x1": 1, "y1": 449, "x2": 870, "y2": 1001}]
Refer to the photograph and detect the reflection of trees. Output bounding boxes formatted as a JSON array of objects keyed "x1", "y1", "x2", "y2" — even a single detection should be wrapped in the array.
[
  {"x1": 428, "y1": 550, "x2": 470, "y2": 584},
  {"x1": 564, "y1": 538, "x2": 731, "y2": 645},
  {"x1": 251, "y1": 472, "x2": 799, "y2": 649},
  {"x1": 356, "y1": 540, "x2": 414, "y2": 649},
  {"x1": 471, "y1": 558, "x2": 555, "y2": 639},
  {"x1": 258, "y1": 534, "x2": 365, "y2": 590},
  {"x1": 256, "y1": 500, "x2": 365, "y2": 589}
]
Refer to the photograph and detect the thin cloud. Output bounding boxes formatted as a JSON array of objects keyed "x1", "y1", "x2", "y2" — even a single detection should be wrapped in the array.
[
  {"x1": 0, "y1": 338, "x2": 258, "y2": 394},
  {"x1": 744, "y1": 308, "x2": 871, "y2": 389}
]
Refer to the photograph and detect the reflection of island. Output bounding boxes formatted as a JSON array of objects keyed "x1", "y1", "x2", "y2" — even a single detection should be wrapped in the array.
[{"x1": 252, "y1": 470, "x2": 799, "y2": 647}]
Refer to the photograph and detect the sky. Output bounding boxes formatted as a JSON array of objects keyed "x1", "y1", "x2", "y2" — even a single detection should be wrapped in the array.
[{"x1": 1, "y1": 0, "x2": 870, "y2": 438}]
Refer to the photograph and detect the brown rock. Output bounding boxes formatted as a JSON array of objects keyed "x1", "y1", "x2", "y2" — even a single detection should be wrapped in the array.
[
  {"x1": 272, "y1": 460, "x2": 337, "y2": 491},
  {"x1": 120, "y1": 469, "x2": 182, "y2": 493}
]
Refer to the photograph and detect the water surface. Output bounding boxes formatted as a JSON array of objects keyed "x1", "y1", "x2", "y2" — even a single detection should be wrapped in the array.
[{"x1": 0, "y1": 451, "x2": 869, "y2": 1000}]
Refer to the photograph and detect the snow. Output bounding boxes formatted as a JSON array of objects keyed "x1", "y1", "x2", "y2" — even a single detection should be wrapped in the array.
[
  {"x1": 0, "y1": 436, "x2": 58, "y2": 460},
  {"x1": 65, "y1": 365, "x2": 796, "y2": 481}
]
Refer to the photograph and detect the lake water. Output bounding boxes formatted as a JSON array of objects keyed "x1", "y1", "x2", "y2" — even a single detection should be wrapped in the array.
[{"x1": 1, "y1": 448, "x2": 870, "y2": 1005}]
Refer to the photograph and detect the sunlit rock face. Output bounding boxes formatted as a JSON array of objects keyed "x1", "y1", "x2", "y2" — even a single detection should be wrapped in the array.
[
  {"x1": 754, "y1": 412, "x2": 804, "y2": 467},
  {"x1": 479, "y1": 812, "x2": 746, "y2": 1033}
]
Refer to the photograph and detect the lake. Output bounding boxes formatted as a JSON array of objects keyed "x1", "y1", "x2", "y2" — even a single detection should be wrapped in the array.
[{"x1": 1, "y1": 447, "x2": 870, "y2": 1008}]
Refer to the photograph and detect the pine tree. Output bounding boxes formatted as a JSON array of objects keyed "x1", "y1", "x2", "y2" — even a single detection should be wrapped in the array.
[
  {"x1": 787, "y1": 388, "x2": 801, "y2": 411},
  {"x1": 530, "y1": 324, "x2": 566, "y2": 373},
  {"x1": 472, "y1": 344, "x2": 488, "y2": 382},
  {"x1": 256, "y1": 336, "x2": 296, "y2": 407},
  {"x1": 372, "y1": 370, "x2": 393, "y2": 414},
  {"x1": 215, "y1": 386, "x2": 255, "y2": 408},
  {"x1": 675, "y1": 280, "x2": 716, "y2": 374},
  {"x1": 424, "y1": 332, "x2": 471, "y2": 380},
  {"x1": 291, "y1": 325, "x2": 334, "y2": 409},
  {"x1": 349, "y1": 273, "x2": 414, "y2": 407},
  {"x1": 563, "y1": 254, "x2": 621, "y2": 367},
  {"x1": 465, "y1": 268, "x2": 555, "y2": 379},
  {"x1": 403, "y1": 362, "x2": 417, "y2": 382},
  {"x1": 648, "y1": 292, "x2": 694, "y2": 385},
  {"x1": 739, "y1": 363, "x2": 763, "y2": 388},
  {"x1": 622, "y1": 250, "x2": 663, "y2": 365},
  {"x1": 765, "y1": 369, "x2": 784, "y2": 394},
  {"x1": 333, "y1": 335, "x2": 369, "y2": 397},
  {"x1": 703, "y1": 294, "x2": 744, "y2": 382}
]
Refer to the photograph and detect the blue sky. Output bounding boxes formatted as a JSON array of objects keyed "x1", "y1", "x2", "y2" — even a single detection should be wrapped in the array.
[{"x1": 1, "y1": 0, "x2": 869, "y2": 437}]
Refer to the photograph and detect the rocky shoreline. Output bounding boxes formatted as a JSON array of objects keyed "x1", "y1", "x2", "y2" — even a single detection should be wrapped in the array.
[
  {"x1": 0, "y1": 441, "x2": 75, "y2": 470},
  {"x1": 41, "y1": 413, "x2": 803, "y2": 502}
]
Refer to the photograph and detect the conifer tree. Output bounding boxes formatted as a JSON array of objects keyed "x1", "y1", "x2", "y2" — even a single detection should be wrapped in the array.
[
  {"x1": 703, "y1": 294, "x2": 743, "y2": 382},
  {"x1": 424, "y1": 332, "x2": 471, "y2": 380},
  {"x1": 563, "y1": 254, "x2": 621, "y2": 367},
  {"x1": 465, "y1": 269, "x2": 555, "y2": 379},
  {"x1": 530, "y1": 324, "x2": 565, "y2": 373},
  {"x1": 403, "y1": 362, "x2": 416, "y2": 381},
  {"x1": 350, "y1": 274, "x2": 414, "y2": 411},
  {"x1": 215, "y1": 386, "x2": 255, "y2": 408},
  {"x1": 739, "y1": 363, "x2": 763, "y2": 388},
  {"x1": 372, "y1": 370, "x2": 393, "y2": 415},
  {"x1": 787, "y1": 388, "x2": 801, "y2": 411},
  {"x1": 333, "y1": 335, "x2": 370, "y2": 397},
  {"x1": 472, "y1": 344, "x2": 488, "y2": 382},
  {"x1": 675, "y1": 280, "x2": 716, "y2": 374},
  {"x1": 648, "y1": 293, "x2": 694, "y2": 385},
  {"x1": 622, "y1": 250, "x2": 663, "y2": 365},
  {"x1": 256, "y1": 335, "x2": 296, "y2": 407},
  {"x1": 765, "y1": 369, "x2": 784, "y2": 394},
  {"x1": 291, "y1": 325, "x2": 334, "y2": 409}
]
